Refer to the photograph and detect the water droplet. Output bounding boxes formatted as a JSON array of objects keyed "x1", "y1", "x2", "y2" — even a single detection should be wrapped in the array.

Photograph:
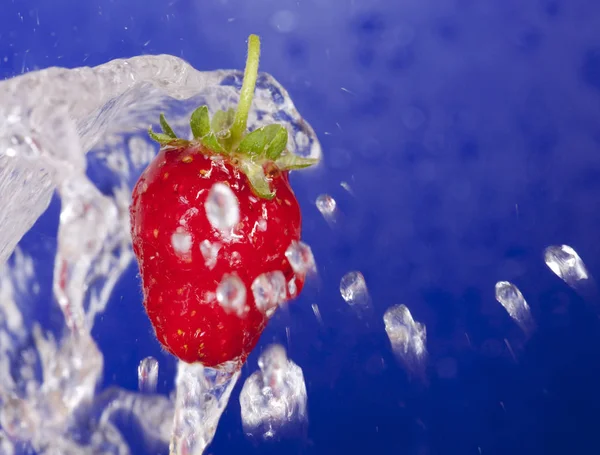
[
  {"x1": 230, "y1": 251, "x2": 242, "y2": 266},
  {"x1": 216, "y1": 274, "x2": 248, "y2": 317},
  {"x1": 171, "y1": 362, "x2": 240, "y2": 455},
  {"x1": 494, "y1": 281, "x2": 535, "y2": 334},
  {"x1": 200, "y1": 239, "x2": 220, "y2": 269},
  {"x1": 311, "y1": 303, "x2": 323, "y2": 325},
  {"x1": 171, "y1": 227, "x2": 192, "y2": 256},
  {"x1": 258, "y1": 218, "x2": 267, "y2": 231},
  {"x1": 239, "y1": 344, "x2": 308, "y2": 440},
  {"x1": 340, "y1": 271, "x2": 370, "y2": 307},
  {"x1": 340, "y1": 181, "x2": 354, "y2": 194},
  {"x1": 285, "y1": 241, "x2": 316, "y2": 275},
  {"x1": 138, "y1": 356, "x2": 159, "y2": 393},
  {"x1": 315, "y1": 194, "x2": 337, "y2": 220},
  {"x1": 288, "y1": 278, "x2": 297, "y2": 297},
  {"x1": 252, "y1": 271, "x2": 287, "y2": 317},
  {"x1": 205, "y1": 183, "x2": 240, "y2": 232},
  {"x1": 258, "y1": 344, "x2": 288, "y2": 390},
  {"x1": 544, "y1": 245, "x2": 589, "y2": 287},
  {"x1": 383, "y1": 304, "x2": 427, "y2": 376}
]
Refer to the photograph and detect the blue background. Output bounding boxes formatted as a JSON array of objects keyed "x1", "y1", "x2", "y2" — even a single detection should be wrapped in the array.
[{"x1": 4, "y1": 0, "x2": 600, "y2": 454}]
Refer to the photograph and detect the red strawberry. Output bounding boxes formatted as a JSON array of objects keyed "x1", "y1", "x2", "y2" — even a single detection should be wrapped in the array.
[{"x1": 130, "y1": 35, "x2": 318, "y2": 368}]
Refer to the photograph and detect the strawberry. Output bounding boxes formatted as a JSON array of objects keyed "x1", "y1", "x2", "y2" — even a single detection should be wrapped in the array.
[{"x1": 129, "y1": 35, "x2": 318, "y2": 368}]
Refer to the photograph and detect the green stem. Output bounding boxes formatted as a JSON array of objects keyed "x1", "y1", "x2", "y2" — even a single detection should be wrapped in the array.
[{"x1": 228, "y1": 34, "x2": 261, "y2": 149}]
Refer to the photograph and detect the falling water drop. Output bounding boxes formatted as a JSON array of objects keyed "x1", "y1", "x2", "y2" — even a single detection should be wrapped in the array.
[
  {"x1": 285, "y1": 241, "x2": 316, "y2": 275},
  {"x1": 239, "y1": 344, "x2": 307, "y2": 440},
  {"x1": 315, "y1": 194, "x2": 337, "y2": 224},
  {"x1": 383, "y1": 304, "x2": 427, "y2": 377},
  {"x1": 544, "y1": 245, "x2": 589, "y2": 288},
  {"x1": 494, "y1": 281, "x2": 535, "y2": 335},
  {"x1": 138, "y1": 356, "x2": 159, "y2": 393},
  {"x1": 340, "y1": 271, "x2": 370, "y2": 307}
]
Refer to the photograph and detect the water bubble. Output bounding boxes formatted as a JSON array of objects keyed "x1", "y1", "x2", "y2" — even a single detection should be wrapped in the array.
[
  {"x1": 217, "y1": 274, "x2": 248, "y2": 317},
  {"x1": 171, "y1": 227, "x2": 192, "y2": 257},
  {"x1": 285, "y1": 241, "x2": 316, "y2": 275},
  {"x1": 383, "y1": 304, "x2": 427, "y2": 377},
  {"x1": 494, "y1": 281, "x2": 535, "y2": 335},
  {"x1": 544, "y1": 245, "x2": 589, "y2": 288},
  {"x1": 252, "y1": 271, "x2": 287, "y2": 317},
  {"x1": 239, "y1": 344, "x2": 307, "y2": 440},
  {"x1": 200, "y1": 239, "x2": 220, "y2": 269},
  {"x1": 205, "y1": 183, "x2": 240, "y2": 232},
  {"x1": 138, "y1": 356, "x2": 159, "y2": 393},
  {"x1": 340, "y1": 271, "x2": 370, "y2": 307}
]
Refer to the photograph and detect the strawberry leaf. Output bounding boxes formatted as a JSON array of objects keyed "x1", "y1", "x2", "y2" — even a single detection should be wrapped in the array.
[
  {"x1": 264, "y1": 126, "x2": 288, "y2": 160},
  {"x1": 211, "y1": 108, "x2": 236, "y2": 134},
  {"x1": 160, "y1": 114, "x2": 177, "y2": 138},
  {"x1": 148, "y1": 127, "x2": 175, "y2": 145},
  {"x1": 201, "y1": 132, "x2": 226, "y2": 154},
  {"x1": 190, "y1": 106, "x2": 211, "y2": 139},
  {"x1": 275, "y1": 153, "x2": 319, "y2": 170},
  {"x1": 237, "y1": 124, "x2": 288, "y2": 159},
  {"x1": 239, "y1": 160, "x2": 275, "y2": 199}
]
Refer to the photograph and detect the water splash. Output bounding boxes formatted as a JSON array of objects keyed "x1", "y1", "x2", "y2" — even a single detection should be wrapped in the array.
[
  {"x1": 494, "y1": 281, "x2": 535, "y2": 335},
  {"x1": 170, "y1": 362, "x2": 240, "y2": 455},
  {"x1": 0, "y1": 54, "x2": 321, "y2": 454},
  {"x1": 383, "y1": 304, "x2": 427, "y2": 378},
  {"x1": 239, "y1": 344, "x2": 308, "y2": 440}
]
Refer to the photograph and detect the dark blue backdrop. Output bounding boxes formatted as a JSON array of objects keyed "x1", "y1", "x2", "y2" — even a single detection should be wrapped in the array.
[{"x1": 3, "y1": 0, "x2": 600, "y2": 454}]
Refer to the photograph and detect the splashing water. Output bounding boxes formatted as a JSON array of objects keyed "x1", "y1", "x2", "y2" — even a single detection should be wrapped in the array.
[
  {"x1": 494, "y1": 281, "x2": 535, "y2": 335},
  {"x1": 171, "y1": 362, "x2": 241, "y2": 455},
  {"x1": 383, "y1": 304, "x2": 427, "y2": 378},
  {"x1": 0, "y1": 54, "x2": 321, "y2": 454},
  {"x1": 239, "y1": 344, "x2": 308, "y2": 440}
]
